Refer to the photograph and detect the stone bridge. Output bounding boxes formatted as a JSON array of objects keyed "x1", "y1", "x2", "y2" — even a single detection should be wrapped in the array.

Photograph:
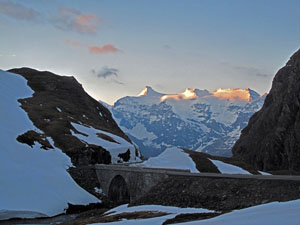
[
  {"x1": 94, "y1": 164, "x2": 190, "y2": 202},
  {"x1": 94, "y1": 164, "x2": 300, "y2": 204}
]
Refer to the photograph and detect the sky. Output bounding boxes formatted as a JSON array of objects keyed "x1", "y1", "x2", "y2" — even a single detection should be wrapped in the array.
[{"x1": 0, "y1": 0, "x2": 299, "y2": 104}]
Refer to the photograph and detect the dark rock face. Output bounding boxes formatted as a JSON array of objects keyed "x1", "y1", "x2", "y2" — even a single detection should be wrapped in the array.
[
  {"x1": 8, "y1": 67, "x2": 131, "y2": 166},
  {"x1": 118, "y1": 149, "x2": 130, "y2": 162},
  {"x1": 232, "y1": 49, "x2": 300, "y2": 173}
]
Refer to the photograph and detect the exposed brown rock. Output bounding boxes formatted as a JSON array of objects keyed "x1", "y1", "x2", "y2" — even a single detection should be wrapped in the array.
[
  {"x1": 232, "y1": 49, "x2": 300, "y2": 173},
  {"x1": 118, "y1": 149, "x2": 131, "y2": 162},
  {"x1": 17, "y1": 130, "x2": 53, "y2": 150}
]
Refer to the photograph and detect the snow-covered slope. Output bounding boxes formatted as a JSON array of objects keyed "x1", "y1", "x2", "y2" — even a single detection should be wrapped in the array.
[
  {"x1": 110, "y1": 86, "x2": 265, "y2": 157},
  {"x1": 208, "y1": 159, "x2": 251, "y2": 174},
  {"x1": 0, "y1": 70, "x2": 99, "y2": 220},
  {"x1": 134, "y1": 147, "x2": 199, "y2": 173}
]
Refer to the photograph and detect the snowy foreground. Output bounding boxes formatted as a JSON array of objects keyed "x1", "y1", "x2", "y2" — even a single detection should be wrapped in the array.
[
  {"x1": 90, "y1": 200, "x2": 300, "y2": 225},
  {"x1": 90, "y1": 204, "x2": 212, "y2": 225},
  {"x1": 0, "y1": 70, "x2": 99, "y2": 220}
]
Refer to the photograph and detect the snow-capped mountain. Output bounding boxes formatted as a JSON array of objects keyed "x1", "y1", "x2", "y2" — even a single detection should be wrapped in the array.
[{"x1": 109, "y1": 86, "x2": 265, "y2": 157}]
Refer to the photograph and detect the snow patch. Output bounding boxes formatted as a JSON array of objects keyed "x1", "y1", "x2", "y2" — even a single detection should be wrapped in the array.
[
  {"x1": 121, "y1": 123, "x2": 157, "y2": 141},
  {"x1": 134, "y1": 147, "x2": 199, "y2": 173},
  {"x1": 94, "y1": 187, "x2": 103, "y2": 195},
  {"x1": 56, "y1": 107, "x2": 62, "y2": 112},
  {"x1": 107, "y1": 204, "x2": 212, "y2": 215},
  {"x1": 71, "y1": 122, "x2": 140, "y2": 163},
  {"x1": 259, "y1": 171, "x2": 272, "y2": 175},
  {"x1": 209, "y1": 159, "x2": 251, "y2": 174}
]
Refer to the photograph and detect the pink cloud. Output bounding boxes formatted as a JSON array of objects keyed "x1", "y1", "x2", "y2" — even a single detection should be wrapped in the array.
[
  {"x1": 54, "y1": 7, "x2": 101, "y2": 34},
  {"x1": 89, "y1": 44, "x2": 119, "y2": 54},
  {"x1": 74, "y1": 14, "x2": 100, "y2": 33}
]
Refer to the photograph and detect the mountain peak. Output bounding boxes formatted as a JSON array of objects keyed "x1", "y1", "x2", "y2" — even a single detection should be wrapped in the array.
[
  {"x1": 160, "y1": 88, "x2": 199, "y2": 101},
  {"x1": 210, "y1": 88, "x2": 260, "y2": 102},
  {"x1": 247, "y1": 88, "x2": 261, "y2": 101},
  {"x1": 138, "y1": 86, "x2": 162, "y2": 97}
]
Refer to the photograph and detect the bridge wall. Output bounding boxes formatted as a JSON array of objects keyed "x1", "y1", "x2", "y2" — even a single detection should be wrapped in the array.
[
  {"x1": 95, "y1": 165, "x2": 172, "y2": 201},
  {"x1": 94, "y1": 164, "x2": 300, "y2": 209}
]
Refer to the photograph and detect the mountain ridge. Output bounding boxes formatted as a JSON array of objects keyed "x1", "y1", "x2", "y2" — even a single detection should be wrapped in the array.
[{"x1": 106, "y1": 85, "x2": 265, "y2": 157}]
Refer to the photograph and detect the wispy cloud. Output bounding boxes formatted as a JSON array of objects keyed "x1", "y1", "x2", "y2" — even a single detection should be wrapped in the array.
[
  {"x1": 91, "y1": 66, "x2": 124, "y2": 85},
  {"x1": 92, "y1": 66, "x2": 119, "y2": 78},
  {"x1": 0, "y1": 0, "x2": 41, "y2": 21},
  {"x1": 65, "y1": 39, "x2": 81, "y2": 47},
  {"x1": 0, "y1": 2, "x2": 102, "y2": 34},
  {"x1": 233, "y1": 65, "x2": 271, "y2": 78},
  {"x1": 221, "y1": 62, "x2": 271, "y2": 78},
  {"x1": 52, "y1": 6, "x2": 101, "y2": 34},
  {"x1": 163, "y1": 44, "x2": 172, "y2": 50},
  {"x1": 89, "y1": 44, "x2": 120, "y2": 54}
]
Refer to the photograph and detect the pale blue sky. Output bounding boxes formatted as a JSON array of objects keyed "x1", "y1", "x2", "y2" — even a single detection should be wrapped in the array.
[{"x1": 0, "y1": 0, "x2": 299, "y2": 104}]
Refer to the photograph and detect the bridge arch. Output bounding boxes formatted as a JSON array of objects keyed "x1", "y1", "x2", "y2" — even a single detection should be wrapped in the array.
[{"x1": 108, "y1": 175, "x2": 130, "y2": 203}]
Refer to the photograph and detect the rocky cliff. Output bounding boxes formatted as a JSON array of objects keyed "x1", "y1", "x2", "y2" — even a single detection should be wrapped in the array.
[{"x1": 232, "y1": 49, "x2": 300, "y2": 173}]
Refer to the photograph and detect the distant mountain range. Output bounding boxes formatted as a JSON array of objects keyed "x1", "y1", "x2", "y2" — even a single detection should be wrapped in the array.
[{"x1": 106, "y1": 86, "x2": 265, "y2": 157}]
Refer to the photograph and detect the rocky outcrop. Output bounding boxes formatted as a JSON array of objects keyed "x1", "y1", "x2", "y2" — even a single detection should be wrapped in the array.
[
  {"x1": 232, "y1": 49, "x2": 300, "y2": 173},
  {"x1": 8, "y1": 67, "x2": 132, "y2": 166}
]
